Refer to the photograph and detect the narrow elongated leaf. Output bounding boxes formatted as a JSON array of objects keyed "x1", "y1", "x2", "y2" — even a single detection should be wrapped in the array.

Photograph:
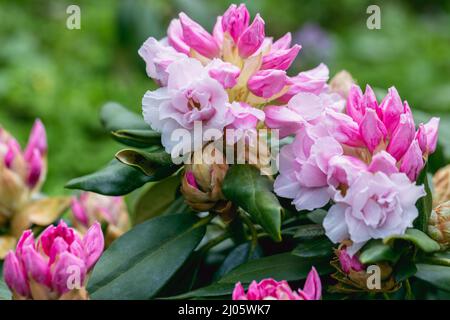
[
  {"x1": 293, "y1": 224, "x2": 325, "y2": 239},
  {"x1": 222, "y1": 165, "x2": 282, "y2": 241},
  {"x1": 415, "y1": 264, "x2": 450, "y2": 292},
  {"x1": 167, "y1": 253, "x2": 332, "y2": 299},
  {"x1": 66, "y1": 159, "x2": 154, "y2": 195},
  {"x1": 111, "y1": 129, "x2": 162, "y2": 148},
  {"x1": 87, "y1": 214, "x2": 207, "y2": 299},
  {"x1": 359, "y1": 240, "x2": 402, "y2": 264},
  {"x1": 100, "y1": 102, "x2": 148, "y2": 132},
  {"x1": 115, "y1": 149, "x2": 177, "y2": 177},
  {"x1": 414, "y1": 164, "x2": 433, "y2": 232},
  {"x1": 306, "y1": 209, "x2": 328, "y2": 224},
  {"x1": 214, "y1": 242, "x2": 263, "y2": 280},
  {"x1": 383, "y1": 228, "x2": 440, "y2": 253},
  {"x1": 292, "y1": 237, "x2": 333, "y2": 258}
]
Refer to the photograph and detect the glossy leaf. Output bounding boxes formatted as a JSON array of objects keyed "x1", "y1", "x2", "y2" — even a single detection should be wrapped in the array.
[
  {"x1": 115, "y1": 149, "x2": 177, "y2": 176},
  {"x1": 415, "y1": 264, "x2": 450, "y2": 292},
  {"x1": 111, "y1": 129, "x2": 162, "y2": 148},
  {"x1": 87, "y1": 214, "x2": 207, "y2": 299},
  {"x1": 100, "y1": 102, "x2": 148, "y2": 132},
  {"x1": 214, "y1": 242, "x2": 263, "y2": 280},
  {"x1": 293, "y1": 224, "x2": 325, "y2": 239},
  {"x1": 167, "y1": 253, "x2": 332, "y2": 299},
  {"x1": 222, "y1": 165, "x2": 282, "y2": 242},
  {"x1": 359, "y1": 240, "x2": 402, "y2": 264},
  {"x1": 292, "y1": 237, "x2": 333, "y2": 258},
  {"x1": 306, "y1": 209, "x2": 328, "y2": 224},
  {"x1": 383, "y1": 228, "x2": 440, "y2": 253},
  {"x1": 66, "y1": 159, "x2": 169, "y2": 196}
]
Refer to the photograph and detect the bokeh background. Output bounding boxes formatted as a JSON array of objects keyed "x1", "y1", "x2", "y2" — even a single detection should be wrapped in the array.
[{"x1": 1, "y1": 0, "x2": 449, "y2": 195}]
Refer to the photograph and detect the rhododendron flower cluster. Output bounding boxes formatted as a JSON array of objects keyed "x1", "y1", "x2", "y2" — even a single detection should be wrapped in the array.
[
  {"x1": 232, "y1": 267, "x2": 321, "y2": 300},
  {"x1": 271, "y1": 85, "x2": 439, "y2": 254},
  {"x1": 3, "y1": 221, "x2": 104, "y2": 300},
  {"x1": 139, "y1": 3, "x2": 329, "y2": 156}
]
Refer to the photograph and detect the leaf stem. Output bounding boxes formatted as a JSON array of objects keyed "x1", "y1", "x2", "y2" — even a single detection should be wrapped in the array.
[
  {"x1": 405, "y1": 279, "x2": 414, "y2": 300},
  {"x1": 197, "y1": 232, "x2": 230, "y2": 254}
]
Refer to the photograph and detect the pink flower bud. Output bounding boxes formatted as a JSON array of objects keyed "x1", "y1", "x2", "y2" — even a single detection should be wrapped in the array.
[
  {"x1": 380, "y1": 87, "x2": 404, "y2": 136},
  {"x1": 167, "y1": 19, "x2": 190, "y2": 54},
  {"x1": 346, "y1": 84, "x2": 364, "y2": 124},
  {"x1": 423, "y1": 117, "x2": 440, "y2": 154},
  {"x1": 52, "y1": 252, "x2": 86, "y2": 295},
  {"x1": 179, "y1": 13, "x2": 220, "y2": 58},
  {"x1": 324, "y1": 110, "x2": 364, "y2": 147},
  {"x1": 415, "y1": 124, "x2": 427, "y2": 154},
  {"x1": 247, "y1": 69, "x2": 289, "y2": 98},
  {"x1": 298, "y1": 267, "x2": 322, "y2": 300},
  {"x1": 21, "y1": 245, "x2": 51, "y2": 287},
  {"x1": 359, "y1": 108, "x2": 387, "y2": 153},
  {"x1": 212, "y1": 16, "x2": 224, "y2": 45},
  {"x1": 337, "y1": 248, "x2": 365, "y2": 274},
  {"x1": 71, "y1": 197, "x2": 89, "y2": 227},
  {"x1": 26, "y1": 148, "x2": 43, "y2": 188},
  {"x1": 237, "y1": 14, "x2": 265, "y2": 58},
  {"x1": 24, "y1": 119, "x2": 47, "y2": 161},
  {"x1": 221, "y1": 4, "x2": 250, "y2": 42},
  {"x1": 400, "y1": 139, "x2": 424, "y2": 181},
  {"x1": 386, "y1": 113, "x2": 415, "y2": 160},
  {"x1": 83, "y1": 222, "x2": 104, "y2": 271},
  {"x1": 368, "y1": 151, "x2": 398, "y2": 175},
  {"x1": 4, "y1": 139, "x2": 21, "y2": 168},
  {"x1": 271, "y1": 32, "x2": 292, "y2": 50},
  {"x1": 206, "y1": 59, "x2": 240, "y2": 89},
  {"x1": 261, "y1": 44, "x2": 301, "y2": 71},
  {"x1": 363, "y1": 84, "x2": 379, "y2": 111},
  {"x1": 232, "y1": 282, "x2": 246, "y2": 300},
  {"x1": 185, "y1": 171, "x2": 198, "y2": 189},
  {"x1": 4, "y1": 251, "x2": 29, "y2": 297}
]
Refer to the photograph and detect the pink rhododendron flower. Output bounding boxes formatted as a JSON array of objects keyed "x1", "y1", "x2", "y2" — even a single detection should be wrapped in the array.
[
  {"x1": 232, "y1": 267, "x2": 321, "y2": 300},
  {"x1": 3, "y1": 220, "x2": 104, "y2": 299},
  {"x1": 323, "y1": 171, "x2": 425, "y2": 255},
  {"x1": 221, "y1": 3, "x2": 250, "y2": 43},
  {"x1": 247, "y1": 69, "x2": 290, "y2": 99},
  {"x1": 206, "y1": 59, "x2": 241, "y2": 89},
  {"x1": 226, "y1": 102, "x2": 265, "y2": 144},
  {"x1": 337, "y1": 247, "x2": 365, "y2": 274},
  {"x1": 142, "y1": 58, "x2": 232, "y2": 155}
]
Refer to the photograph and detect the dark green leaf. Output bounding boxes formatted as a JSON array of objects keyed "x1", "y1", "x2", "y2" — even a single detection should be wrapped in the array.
[
  {"x1": 65, "y1": 159, "x2": 155, "y2": 196},
  {"x1": 306, "y1": 209, "x2": 328, "y2": 224},
  {"x1": 414, "y1": 164, "x2": 433, "y2": 232},
  {"x1": 222, "y1": 165, "x2": 282, "y2": 242},
  {"x1": 100, "y1": 102, "x2": 148, "y2": 132},
  {"x1": 415, "y1": 264, "x2": 450, "y2": 292},
  {"x1": 111, "y1": 129, "x2": 162, "y2": 148},
  {"x1": 394, "y1": 255, "x2": 417, "y2": 282},
  {"x1": 359, "y1": 240, "x2": 402, "y2": 264},
  {"x1": 167, "y1": 253, "x2": 332, "y2": 299},
  {"x1": 87, "y1": 214, "x2": 207, "y2": 299},
  {"x1": 115, "y1": 149, "x2": 177, "y2": 176},
  {"x1": 214, "y1": 242, "x2": 263, "y2": 280},
  {"x1": 292, "y1": 237, "x2": 333, "y2": 258},
  {"x1": 293, "y1": 224, "x2": 325, "y2": 239},
  {"x1": 383, "y1": 228, "x2": 440, "y2": 253}
]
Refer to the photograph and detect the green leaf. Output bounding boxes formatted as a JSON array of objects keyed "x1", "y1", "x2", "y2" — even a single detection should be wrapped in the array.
[
  {"x1": 383, "y1": 228, "x2": 440, "y2": 253},
  {"x1": 66, "y1": 159, "x2": 155, "y2": 196},
  {"x1": 100, "y1": 102, "x2": 148, "y2": 132},
  {"x1": 394, "y1": 254, "x2": 417, "y2": 282},
  {"x1": 222, "y1": 165, "x2": 282, "y2": 242},
  {"x1": 293, "y1": 224, "x2": 325, "y2": 239},
  {"x1": 167, "y1": 253, "x2": 332, "y2": 299},
  {"x1": 306, "y1": 209, "x2": 328, "y2": 224},
  {"x1": 87, "y1": 214, "x2": 207, "y2": 299},
  {"x1": 415, "y1": 264, "x2": 450, "y2": 292},
  {"x1": 132, "y1": 174, "x2": 180, "y2": 225},
  {"x1": 359, "y1": 240, "x2": 402, "y2": 264},
  {"x1": 214, "y1": 242, "x2": 263, "y2": 280},
  {"x1": 111, "y1": 129, "x2": 162, "y2": 148},
  {"x1": 115, "y1": 149, "x2": 177, "y2": 177},
  {"x1": 414, "y1": 164, "x2": 433, "y2": 232},
  {"x1": 292, "y1": 237, "x2": 333, "y2": 258}
]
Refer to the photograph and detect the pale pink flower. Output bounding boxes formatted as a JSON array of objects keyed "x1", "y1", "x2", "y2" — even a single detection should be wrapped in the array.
[
  {"x1": 167, "y1": 19, "x2": 190, "y2": 54},
  {"x1": 3, "y1": 221, "x2": 104, "y2": 299},
  {"x1": 261, "y1": 44, "x2": 301, "y2": 71},
  {"x1": 232, "y1": 267, "x2": 321, "y2": 300},
  {"x1": 142, "y1": 58, "x2": 232, "y2": 155},
  {"x1": 226, "y1": 102, "x2": 265, "y2": 144},
  {"x1": 237, "y1": 14, "x2": 265, "y2": 58},
  {"x1": 206, "y1": 59, "x2": 241, "y2": 89},
  {"x1": 274, "y1": 125, "x2": 343, "y2": 211},
  {"x1": 247, "y1": 69, "x2": 290, "y2": 99},
  {"x1": 323, "y1": 171, "x2": 425, "y2": 255}
]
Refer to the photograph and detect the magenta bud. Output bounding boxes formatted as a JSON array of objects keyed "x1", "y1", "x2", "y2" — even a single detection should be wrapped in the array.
[
  {"x1": 26, "y1": 148, "x2": 43, "y2": 188},
  {"x1": 380, "y1": 87, "x2": 404, "y2": 136},
  {"x1": 423, "y1": 117, "x2": 440, "y2": 155},
  {"x1": 364, "y1": 85, "x2": 379, "y2": 111},
  {"x1": 386, "y1": 113, "x2": 415, "y2": 160},
  {"x1": 298, "y1": 267, "x2": 322, "y2": 300},
  {"x1": 359, "y1": 108, "x2": 387, "y2": 153},
  {"x1": 247, "y1": 69, "x2": 289, "y2": 98},
  {"x1": 237, "y1": 14, "x2": 265, "y2": 58},
  {"x1": 338, "y1": 248, "x2": 365, "y2": 274},
  {"x1": 324, "y1": 111, "x2": 364, "y2": 147},
  {"x1": 368, "y1": 151, "x2": 398, "y2": 175},
  {"x1": 4, "y1": 139, "x2": 21, "y2": 168},
  {"x1": 167, "y1": 19, "x2": 190, "y2": 54},
  {"x1": 3, "y1": 251, "x2": 29, "y2": 297},
  {"x1": 24, "y1": 119, "x2": 47, "y2": 161},
  {"x1": 51, "y1": 252, "x2": 86, "y2": 295},
  {"x1": 415, "y1": 124, "x2": 427, "y2": 154},
  {"x1": 179, "y1": 12, "x2": 220, "y2": 58},
  {"x1": 346, "y1": 84, "x2": 365, "y2": 124},
  {"x1": 185, "y1": 171, "x2": 198, "y2": 189},
  {"x1": 21, "y1": 246, "x2": 51, "y2": 287},
  {"x1": 261, "y1": 44, "x2": 301, "y2": 71},
  {"x1": 83, "y1": 222, "x2": 104, "y2": 271},
  {"x1": 400, "y1": 139, "x2": 424, "y2": 181},
  {"x1": 221, "y1": 4, "x2": 250, "y2": 42},
  {"x1": 71, "y1": 197, "x2": 89, "y2": 227},
  {"x1": 213, "y1": 16, "x2": 224, "y2": 45}
]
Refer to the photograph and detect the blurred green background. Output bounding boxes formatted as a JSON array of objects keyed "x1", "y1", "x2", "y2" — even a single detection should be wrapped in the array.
[{"x1": 0, "y1": 0, "x2": 449, "y2": 195}]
